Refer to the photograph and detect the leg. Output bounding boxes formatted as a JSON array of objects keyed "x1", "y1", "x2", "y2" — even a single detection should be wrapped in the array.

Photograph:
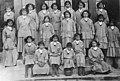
[
  {"x1": 30, "y1": 64, "x2": 34, "y2": 77},
  {"x1": 106, "y1": 57, "x2": 113, "y2": 67},
  {"x1": 55, "y1": 64, "x2": 60, "y2": 77},
  {"x1": 25, "y1": 65, "x2": 29, "y2": 78},
  {"x1": 51, "y1": 64, "x2": 55, "y2": 77},
  {"x1": 78, "y1": 67, "x2": 82, "y2": 76},
  {"x1": 82, "y1": 67, "x2": 85, "y2": 76}
]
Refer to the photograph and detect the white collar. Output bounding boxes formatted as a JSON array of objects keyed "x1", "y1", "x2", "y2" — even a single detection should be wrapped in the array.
[
  {"x1": 75, "y1": 40, "x2": 80, "y2": 44},
  {"x1": 39, "y1": 49, "x2": 43, "y2": 54},
  {"x1": 7, "y1": 26, "x2": 12, "y2": 31},
  {"x1": 45, "y1": 22, "x2": 49, "y2": 26},
  {"x1": 93, "y1": 47, "x2": 98, "y2": 51},
  {"x1": 27, "y1": 43, "x2": 32, "y2": 47},
  {"x1": 42, "y1": 10, "x2": 47, "y2": 14},
  {"x1": 79, "y1": 9, "x2": 83, "y2": 12},
  {"x1": 84, "y1": 18, "x2": 89, "y2": 22},
  {"x1": 99, "y1": 9, "x2": 103, "y2": 12},
  {"x1": 22, "y1": 15, "x2": 27, "y2": 19},
  {"x1": 111, "y1": 26, "x2": 115, "y2": 30},
  {"x1": 99, "y1": 21, "x2": 103, "y2": 26}
]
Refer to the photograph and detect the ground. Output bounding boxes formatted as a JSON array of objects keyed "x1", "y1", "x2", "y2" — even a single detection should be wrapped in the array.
[{"x1": 0, "y1": 60, "x2": 120, "y2": 81}]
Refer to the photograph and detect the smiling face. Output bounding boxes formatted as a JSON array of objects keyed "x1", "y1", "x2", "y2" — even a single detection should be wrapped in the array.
[
  {"x1": 99, "y1": 16, "x2": 104, "y2": 22},
  {"x1": 28, "y1": 5, "x2": 33, "y2": 11},
  {"x1": 8, "y1": 21, "x2": 13, "y2": 27},
  {"x1": 53, "y1": 4, "x2": 58, "y2": 10},
  {"x1": 65, "y1": 12, "x2": 70, "y2": 18},
  {"x1": 27, "y1": 38, "x2": 32, "y2": 43},
  {"x1": 79, "y1": 2, "x2": 84, "y2": 9},
  {"x1": 83, "y1": 11, "x2": 89, "y2": 17},
  {"x1": 42, "y1": 4, "x2": 47, "y2": 10},
  {"x1": 65, "y1": 2, "x2": 71, "y2": 8},
  {"x1": 22, "y1": 10, "x2": 27, "y2": 15}
]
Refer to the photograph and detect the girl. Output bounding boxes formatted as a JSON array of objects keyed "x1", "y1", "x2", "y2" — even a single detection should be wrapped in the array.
[
  {"x1": 107, "y1": 20, "x2": 120, "y2": 68},
  {"x1": 62, "y1": 1, "x2": 76, "y2": 21},
  {"x1": 48, "y1": 35, "x2": 62, "y2": 77},
  {"x1": 38, "y1": 3, "x2": 51, "y2": 42},
  {"x1": 96, "y1": 1, "x2": 109, "y2": 24},
  {"x1": 72, "y1": 33, "x2": 86, "y2": 76},
  {"x1": 2, "y1": 19, "x2": 18, "y2": 67},
  {"x1": 22, "y1": 36, "x2": 36, "y2": 78},
  {"x1": 94, "y1": 14, "x2": 108, "y2": 58},
  {"x1": 40, "y1": 16, "x2": 55, "y2": 48},
  {"x1": 61, "y1": 11, "x2": 76, "y2": 48},
  {"x1": 88, "y1": 40, "x2": 111, "y2": 74},
  {"x1": 17, "y1": 8, "x2": 32, "y2": 57},
  {"x1": 26, "y1": 3, "x2": 39, "y2": 44},
  {"x1": 33, "y1": 41, "x2": 49, "y2": 75},
  {"x1": 75, "y1": 1, "x2": 86, "y2": 33},
  {"x1": 51, "y1": 3, "x2": 61, "y2": 37},
  {"x1": 62, "y1": 42, "x2": 75, "y2": 76},
  {"x1": 79, "y1": 10, "x2": 94, "y2": 56},
  {"x1": 4, "y1": 6, "x2": 15, "y2": 22}
]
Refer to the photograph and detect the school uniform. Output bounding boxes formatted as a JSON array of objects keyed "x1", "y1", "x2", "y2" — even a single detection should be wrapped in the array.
[
  {"x1": 4, "y1": 11, "x2": 15, "y2": 22},
  {"x1": 40, "y1": 23, "x2": 55, "y2": 48},
  {"x1": 17, "y1": 15, "x2": 32, "y2": 52},
  {"x1": 28, "y1": 10, "x2": 39, "y2": 44},
  {"x1": 107, "y1": 26, "x2": 120, "y2": 67},
  {"x1": 51, "y1": 10, "x2": 61, "y2": 37},
  {"x1": 96, "y1": 9, "x2": 109, "y2": 24},
  {"x1": 79, "y1": 18, "x2": 95, "y2": 48},
  {"x1": 94, "y1": 21, "x2": 108, "y2": 49},
  {"x1": 61, "y1": 18, "x2": 76, "y2": 48},
  {"x1": 88, "y1": 47, "x2": 111, "y2": 73},
  {"x1": 33, "y1": 48, "x2": 49, "y2": 75},
  {"x1": 2, "y1": 26, "x2": 18, "y2": 66}
]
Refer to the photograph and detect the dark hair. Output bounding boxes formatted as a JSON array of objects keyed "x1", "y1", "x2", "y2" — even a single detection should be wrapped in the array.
[
  {"x1": 43, "y1": 15, "x2": 51, "y2": 23},
  {"x1": 66, "y1": 42, "x2": 72, "y2": 48},
  {"x1": 73, "y1": 33, "x2": 82, "y2": 40},
  {"x1": 40, "y1": 3, "x2": 49, "y2": 10},
  {"x1": 25, "y1": 3, "x2": 36, "y2": 11},
  {"x1": 51, "y1": 3, "x2": 60, "y2": 10},
  {"x1": 81, "y1": 10, "x2": 91, "y2": 18},
  {"x1": 38, "y1": 41, "x2": 45, "y2": 46},
  {"x1": 19, "y1": 8, "x2": 29, "y2": 15},
  {"x1": 97, "y1": 14, "x2": 105, "y2": 21},
  {"x1": 64, "y1": 1, "x2": 71, "y2": 6},
  {"x1": 64, "y1": 10, "x2": 71, "y2": 18},
  {"x1": 97, "y1": 1, "x2": 105, "y2": 9},
  {"x1": 108, "y1": 19, "x2": 116, "y2": 26},
  {"x1": 89, "y1": 39, "x2": 100, "y2": 48},
  {"x1": 50, "y1": 34, "x2": 60, "y2": 42},
  {"x1": 5, "y1": 19, "x2": 14, "y2": 26},
  {"x1": 24, "y1": 36, "x2": 34, "y2": 43},
  {"x1": 5, "y1": 6, "x2": 14, "y2": 11},
  {"x1": 78, "y1": 1, "x2": 85, "y2": 8}
]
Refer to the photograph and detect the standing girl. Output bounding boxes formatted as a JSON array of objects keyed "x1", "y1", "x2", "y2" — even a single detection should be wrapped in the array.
[
  {"x1": 2, "y1": 19, "x2": 18, "y2": 67},
  {"x1": 22, "y1": 36, "x2": 36, "y2": 78},
  {"x1": 96, "y1": 1, "x2": 109, "y2": 24},
  {"x1": 61, "y1": 11, "x2": 76, "y2": 48},
  {"x1": 26, "y1": 3, "x2": 39, "y2": 44},
  {"x1": 4, "y1": 6, "x2": 15, "y2": 22},
  {"x1": 51, "y1": 3, "x2": 61, "y2": 37},
  {"x1": 107, "y1": 20, "x2": 120, "y2": 68},
  {"x1": 17, "y1": 8, "x2": 32, "y2": 57},
  {"x1": 48, "y1": 35, "x2": 62, "y2": 77},
  {"x1": 62, "y1": 42, "x2": 75, "y2": 76},
  {"x1": 88, "y1": 40, "x2": 111, "y2": 74},
  {"x1": 62, "y1": 1, "x2": 76, "y2": 21},
  {"x1": 40, "y1": 16, "x2": 55, "y2": 48},
  {"x1": 72, "y1": 33, "x2": 86, "y2": 76},
  {"x1": 79, "y1": 10, "x2": 94, "y2": 56},
  {"x1": 38, "y1": 3, "x2": 50, "y2": 42},
  {"x1": 94, "y1": 14, "x2": 108, "y2": 58},
  {"x1": 75, "y1": 1, "x2": 85, "y2": 33},
  {"x1": 33, "y1": 41, "x2": 49, "y2": 75}
]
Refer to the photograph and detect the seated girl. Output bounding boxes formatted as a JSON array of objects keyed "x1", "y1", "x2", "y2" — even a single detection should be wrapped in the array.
[
  {"x1": 88, "y1": 40, "x2": 112, "y2": 74},
  {"x1": 33, "y1": 41, "x2": 50, "y2": 75}
]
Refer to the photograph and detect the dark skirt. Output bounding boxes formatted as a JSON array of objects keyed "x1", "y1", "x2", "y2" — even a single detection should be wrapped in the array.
[{"x1": 64, "y1": 68, "x2": 73, "y2": 76}]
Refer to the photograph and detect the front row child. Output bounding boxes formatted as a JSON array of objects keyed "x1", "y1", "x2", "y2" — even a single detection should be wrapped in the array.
[
  {"x1": 72, "y1": 33, "x2": 86, "y2": 76},
  {"x1": 48, "y1": 35, "x2": 62, "y2": 77},
  {"x1": 88, "y1": 40, "x2": 112, "y2": 74},
  {"x1": 22, "y1": 36, "x2": 37, "y2": 78},
  {"x1": 62, "y1": 42, "x2": 75, "y2": 76},
  {"x1": 33, "y1": 41, "x2": 50, "y2": 75}
]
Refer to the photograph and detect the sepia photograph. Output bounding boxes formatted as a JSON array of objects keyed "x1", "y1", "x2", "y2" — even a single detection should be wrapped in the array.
[{"x1": 0, "y1": 0, "x2": 120, "y2": 81}]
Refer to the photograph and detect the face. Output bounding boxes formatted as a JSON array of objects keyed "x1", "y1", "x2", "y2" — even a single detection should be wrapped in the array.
[
  {"x1": 42, "y1": 4, "x2": 47, "y2": 10},
  {"x1": 22, "y1": 10, "x2": 27, "y2": 15},
  {"x1": 76, "y1": 35, "x2": 80, "y2": 40},
  {"x1": 8, "y1": 21, "x2": 13, "y2": 27},
  {"x1": 44, "y1": 17, "x2": 50, "y2": 22},
  {"x1": 110, "y1": 22, "x2": 114, "y2": 26},
  {"x1": 53, "y1": 37, "x2": 58, "y2": 42},
  {"x1": 99, "y1": 3, "x2": 104, "y2": 9},
  {"x1": 39, "y1": 44, "x2": 44, "y2": 49},
  {"x1": 92, "y1": 41, "x2": 97, "y2": 47},
  {"x1": 6, "y1": 7, "x2": 11, "y2": 12},
  {"x1": 79, "y1": 3, "x2": 84, "y2": 9},
  {"x1": 28, "y1": 5, "x2": 33, "y2": 11},
  {"x1": 83, "y1": 12, "x2": 89, "y2": 17},
  {"x1": 65, "y1": 12, "x2": 70, "y2": 18},
  {"x1": 27, "y1": 38, "x2": 32, "y2": 43},
  {"x1": 99, "y1": 17, "x2": 104, "y2": 22},
  {"x1": 65, "y1": 2, "x2": 71, "y2": 8},
  {"x1": 53, "y1": 4, "x2": 58, "y2": 10}
]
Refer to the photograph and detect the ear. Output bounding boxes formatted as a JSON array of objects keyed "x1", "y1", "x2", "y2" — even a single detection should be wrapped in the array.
[{"x1": 103, "y1": 4, "x2": 105, "y2": 8}]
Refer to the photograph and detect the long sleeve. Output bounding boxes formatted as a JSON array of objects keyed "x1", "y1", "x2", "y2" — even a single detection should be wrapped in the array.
[
  {"x1": 16, "y1": 17, "x2": 20, "y2": 31},
  {"x1": 88, "y1": 49, "x2": 96, "y2": 62},
  {"x1": 2, "y1": 29, "x2": 6, "y2": 44},
  {"x1": 90, "y1": 21, "x2": 95, "y2": 35},
  {"x1": 22, "y1": 46, "x2": 26, "y2": 58},
  {"x1": 73, "y1": 20, "x2": 76, "y2": 34},
  {"x1": 35, "y1": 13, "x2": 39, "y2": 30},
  {"x1": 100, "y1": 49, "x2": 104, "y2": 61},
  {"x1": 50, "y1": 24, "x2": 55, "y2": 35},
  {"x1": 45, "y1": 51, "x2": 48, "y2": 63}
]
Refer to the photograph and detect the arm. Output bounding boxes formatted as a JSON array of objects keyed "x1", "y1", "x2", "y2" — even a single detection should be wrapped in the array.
[
  {"x1": 90, "y1": 20, "x2": 95, "y2": 36},
  {"x1": 73, "y1": 20, "x2": 76, "y2": 34},
  {"x1": 88, "y1": 49, "x2": 96, "y2": 62},
  {"x1": 16, "y1": 17, "x2": 20, "y2": 31},
  {"x1": 2, "y1": 29, "x2": 6, "y2": 44},
  {"x1": 35, "y1": 13, "x2": 39, "y2": 30}
]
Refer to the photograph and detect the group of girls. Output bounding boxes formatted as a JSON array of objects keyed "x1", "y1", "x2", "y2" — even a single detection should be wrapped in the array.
[{"x1": 2, "y1": 0, "x2": 120, "y2": 78}]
